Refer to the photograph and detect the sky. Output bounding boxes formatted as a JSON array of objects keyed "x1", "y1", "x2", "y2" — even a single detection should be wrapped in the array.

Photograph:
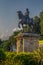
[{"x1": 0, "y1": 0, "x2": 43, "y2": 39}]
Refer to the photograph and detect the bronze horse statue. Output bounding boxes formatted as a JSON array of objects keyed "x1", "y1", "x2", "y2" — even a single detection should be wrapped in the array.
[{"x1": 17, "y1": 9, "x2": 37, "y2": 33}]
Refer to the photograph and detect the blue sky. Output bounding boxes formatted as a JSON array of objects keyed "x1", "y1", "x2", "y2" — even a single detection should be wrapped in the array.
[{"x1": 0, "y1": 0, "x2": 43, "y2": 38}]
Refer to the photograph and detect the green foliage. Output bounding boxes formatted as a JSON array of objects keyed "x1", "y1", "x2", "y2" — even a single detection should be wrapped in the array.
[
  {"x1": 1, "y1": 30, "x2": 22, "y2": 51},
  {"x1": 33, "y1": 11, "x2": 43, "y2": 37},
  {"x1": 12, "y1": 51, "x2": 43, "y2": 65},
  {"x1": 34, "y1": 16, "x2": 41, "y2": 34},
  {"x1": 0, "y1": 51, "x2": 43, "y2": 65},
  {"x1": 0, "y1": 39, "x2": 2, "y2": 43},
  {"x1": 34, "y1": 16, "x2": 40, "y2": 22},
  {"x1": 40, "y1": 11, "x2": 43, "y2": 35},
  {"x1": 1, "y1": 34, "x2": 17, "y2": 51},
  {"x1": 1, "y1": 40, "x2": 11, "y2": 51},
  {"x1": 0, "y1": 49, "x2": 6, "y2": 60},
  {"x1": 0, "y1": 49, "x2": 6, "y2": 65}
]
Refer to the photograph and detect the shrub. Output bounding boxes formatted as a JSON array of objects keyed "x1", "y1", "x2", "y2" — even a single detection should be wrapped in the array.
[
  {"x1": 0, "y1": 49, "x2": 6, "y2": 65},
  {"x1": 0, "y1": 52, "x2": 43, "y2": 65}
]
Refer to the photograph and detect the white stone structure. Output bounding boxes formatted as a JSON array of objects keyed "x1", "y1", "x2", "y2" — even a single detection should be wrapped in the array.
[{"x1": 15, "y1": 33, "x2": 39, "y2": 53}]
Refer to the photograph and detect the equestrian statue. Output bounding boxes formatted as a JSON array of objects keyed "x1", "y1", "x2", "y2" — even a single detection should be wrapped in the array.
[{"x1": 17, "y1": 8, "x2": 38, "y2": 33}]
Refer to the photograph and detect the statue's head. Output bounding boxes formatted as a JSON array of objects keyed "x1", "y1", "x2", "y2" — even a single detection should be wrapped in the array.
[
  {"x1": 26, "y1": 8, "x2": 29, "y2": 11},
  {"x1": 17, "y1": 11, "x2": 23, "y2": 19},
  {"x1": 25, "y1": 8, "x2": 29, "y2": 16},
  {"x1": 17, "y1": 11, "x2": 22, "y2": 14}
]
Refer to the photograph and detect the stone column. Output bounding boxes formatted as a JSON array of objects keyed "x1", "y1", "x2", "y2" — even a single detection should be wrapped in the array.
[
  {"x1": 23, "y1": 38, "x2": 24, "y2": 52},
  {"x1": 16, "y1": 38, "x2": 21, "y2": 53},
  {"x1": 17, "y1": 39, "x2": 18, "y2": 54}
]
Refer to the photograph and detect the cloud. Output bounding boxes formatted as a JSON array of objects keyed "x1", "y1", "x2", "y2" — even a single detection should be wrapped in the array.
[
  {"x1": 0, "y1": 27, "x2": 23, "y2": 40},
  {"x1": 0, "y1": 30, "x2": 9, "y2": 40},
  {"x1": 0, "y1": 34, "x2": 4, "y2": 39}
]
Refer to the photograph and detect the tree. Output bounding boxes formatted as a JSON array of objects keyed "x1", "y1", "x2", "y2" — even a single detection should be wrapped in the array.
[
  {"x1": 0, "y1": 39, "x2": 2, "y2": 46},
  {"x1": 1, "y1": 40, "x2": 11, "y2": 51},
  {"x1": 34, "y1": 16, "x2": 41, "y2": 34},
  {"x1": 1, "y1": 30, "x2": 21, "y2": 51},
  {"x1": 40, "y1": 11, "x2": 43, "y2": 35},
  {"x1": 0, "y1": 49, "x2": 6, "y2": 60}
]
